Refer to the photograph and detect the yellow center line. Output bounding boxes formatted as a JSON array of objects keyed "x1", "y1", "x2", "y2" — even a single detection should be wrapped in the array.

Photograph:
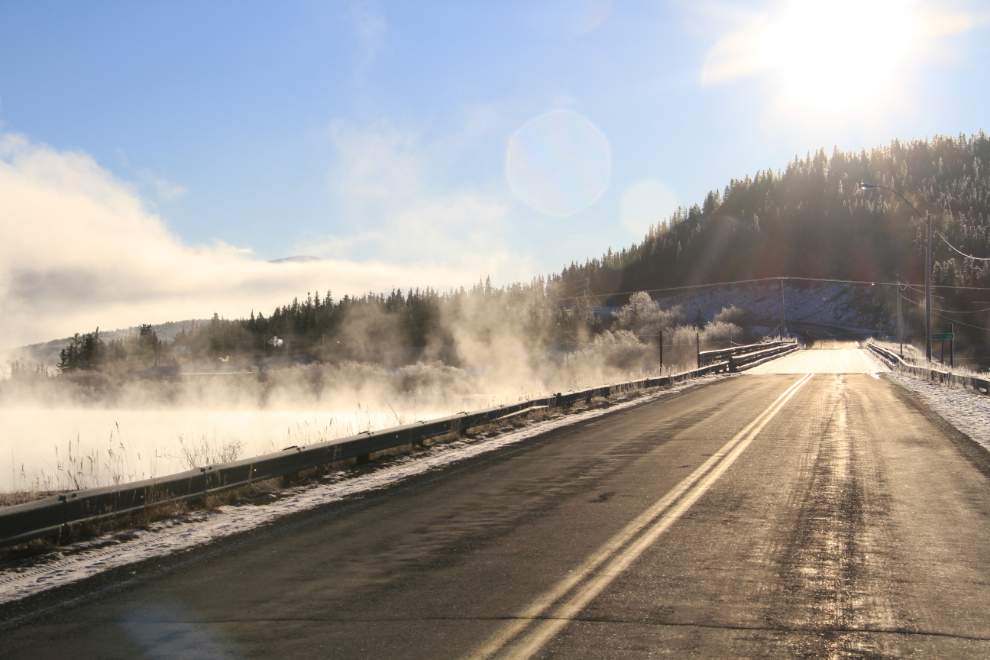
[{"x1": 468, "y1": 373, "x2": 814, "y2": 660}]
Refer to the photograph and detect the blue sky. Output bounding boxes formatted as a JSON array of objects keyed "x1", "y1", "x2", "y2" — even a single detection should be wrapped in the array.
[{"x1": 1, "y1": 0, "x2": 988, "y2": 346}]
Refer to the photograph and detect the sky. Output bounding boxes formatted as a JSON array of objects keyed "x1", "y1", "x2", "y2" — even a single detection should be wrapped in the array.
[{"x1": 1, "y1": 0, "x2": 989, "y2": 348}]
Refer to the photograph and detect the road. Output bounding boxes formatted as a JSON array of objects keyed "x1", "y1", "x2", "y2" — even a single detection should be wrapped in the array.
[
  {"x1": 3, "y1": 348, "x2": 990, "y2": 658},
  {"x1": 747, "y1": 342, "x2": 878, "y2": 375}
]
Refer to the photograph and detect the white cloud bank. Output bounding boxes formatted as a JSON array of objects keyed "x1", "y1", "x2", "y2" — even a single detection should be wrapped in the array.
[{"x1": 0, "y1": 134, "x2": 485, "y2": 349}]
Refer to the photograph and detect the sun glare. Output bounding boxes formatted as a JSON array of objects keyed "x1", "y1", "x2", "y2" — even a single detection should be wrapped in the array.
[
  {"x1": 765, "y1": 0, "x2": 915, "y2": 108},
  {"x1": 702, "y1": 0, "x2": 953, "y2": 113}
]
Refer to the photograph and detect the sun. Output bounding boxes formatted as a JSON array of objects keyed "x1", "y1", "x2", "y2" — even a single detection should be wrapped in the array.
[
  {"x1": 764, "y1": 0, "x2": 915, "y2": 108},
  {"x1": 703, "y1": 0, "x2": 933, "y2": 112}
]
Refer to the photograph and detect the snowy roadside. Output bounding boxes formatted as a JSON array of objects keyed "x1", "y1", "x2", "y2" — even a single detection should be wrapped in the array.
[
  {"x1": 862, "y1": 349, "x2": 990, "y2": 451},
  {"x1": 0, "y1": 374, "x2": 730, "y2": 606},
  {"x1": 884, "y1": 372, "x2": 990, "y2": 450}
]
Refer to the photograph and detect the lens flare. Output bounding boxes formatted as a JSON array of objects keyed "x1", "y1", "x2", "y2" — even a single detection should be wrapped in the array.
[{"x1": 506, "y1": 109, "x2": 611, "y2": 217}]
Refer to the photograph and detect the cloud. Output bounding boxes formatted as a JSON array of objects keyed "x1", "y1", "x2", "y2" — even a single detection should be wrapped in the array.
[
  {"x1": 348, "y1": 0, "x2": 388, "y2": 80},
  {"x1": 302, "y1": 120, "x2": 535, "y2": 283},
  {"x1": 137, "y1": 169, "x2": 186, "y2": 201},
  {"x1": 0, "y1": 133, "x2": 480, "y2": 348}
]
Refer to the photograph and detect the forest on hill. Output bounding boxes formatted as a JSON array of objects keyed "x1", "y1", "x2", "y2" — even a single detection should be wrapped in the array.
[
  {"x1": 15, "y1": 132, "x2": 990, "y2": 376},
  {"x1": 561, "y1": 131, "x2": 990, "y2": 298}
]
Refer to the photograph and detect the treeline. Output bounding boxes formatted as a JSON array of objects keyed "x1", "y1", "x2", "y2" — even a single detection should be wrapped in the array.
[
  {"x1": 56, "y1": 325, "x2": 162, "y2": 373},
  {"x1": 165, "y1": 275, "x2": 600, "y2": 365},
  {"x1": 39, "y1": 278, "x2": 595, "y2": 372}
]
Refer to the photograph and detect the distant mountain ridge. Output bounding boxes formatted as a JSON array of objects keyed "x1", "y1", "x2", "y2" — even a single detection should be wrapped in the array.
[{"x1": 4, "y1": 319, "x2": 210, "y2": 369}]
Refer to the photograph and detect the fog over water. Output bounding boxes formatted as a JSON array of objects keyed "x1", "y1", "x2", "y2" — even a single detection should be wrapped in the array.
[
  {"x1": 0, "y1": 405, "x2": 455, "y2": 493},
  {"x1": 0, "y1": 338, "x2": 696, "y2": 493}
]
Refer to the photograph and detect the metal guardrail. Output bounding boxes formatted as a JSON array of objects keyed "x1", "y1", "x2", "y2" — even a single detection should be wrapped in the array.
[
  {"x1": 699, "y1": 340, "x2": 794, "y2": 367},
  {"x1": 2, "y1": 362, "x2": 744, "y2": 549},
  {"x1": 727, "y1": 343, "x2": 799, "y2": 372},
  {"x1": 867, "y1": 342, "x2": 990, "y2": 394}
]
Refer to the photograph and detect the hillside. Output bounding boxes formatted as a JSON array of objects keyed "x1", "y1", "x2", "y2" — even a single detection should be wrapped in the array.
[{"x1": 560, "y1": 132, "x2": 990, "y2": 297}]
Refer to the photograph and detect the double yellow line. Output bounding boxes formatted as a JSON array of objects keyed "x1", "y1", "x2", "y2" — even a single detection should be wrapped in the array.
[{"x1": 469, "y1": 373, "x2": 814, "y2": 660}]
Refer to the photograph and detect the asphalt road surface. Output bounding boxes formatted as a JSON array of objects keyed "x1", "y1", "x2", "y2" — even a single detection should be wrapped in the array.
[{"x1": 3, "y1": 348, "x2": 990, "y2": 658}]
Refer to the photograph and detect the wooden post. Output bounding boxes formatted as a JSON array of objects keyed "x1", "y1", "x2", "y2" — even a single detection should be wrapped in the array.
[
  {"x1": 659, "y1": 331, "x2": 663, "y2": 370},
  {"x1": 926, "y1": 213, "x2": 932, "y2": 361},
  {"x1": 780, "y1": 277, "x2": 786, "y2": 341},
  {"x1": 897, "y1": 283, "x2": 903, "y2": 357}
]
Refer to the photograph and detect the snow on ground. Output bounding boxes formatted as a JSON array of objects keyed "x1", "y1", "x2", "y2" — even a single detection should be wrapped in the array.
[
  {"x1": 0, "y1": 374, "x2": 729, "y2": 606},
  {"x1": 882, "y1": 372, "x2": 990, "y2": 450},
  {"x1": 657, "y1": 280, "x2": 883, "y2": 329},
  {"x1": 857, "y1": 348, "x2": 990, "y2": 452},
  {"x1": 746, "y1": 347, "x2": 887, "y2": 375},
  {"x1": 872, "y1": 339, "x2": 990, "y2": 377}
]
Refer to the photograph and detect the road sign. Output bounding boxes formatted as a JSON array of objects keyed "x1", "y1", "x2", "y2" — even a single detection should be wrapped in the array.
[{"x1": 932, "y1": 333, "x2": 954, "y2": 340}]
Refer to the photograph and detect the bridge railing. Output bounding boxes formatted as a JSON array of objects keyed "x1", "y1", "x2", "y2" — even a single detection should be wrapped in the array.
[
  {"x1": 867, "y1": 341, "x2": 990, "y2": 394},
  {"x1": 699, "y1": 340, "x2": 796, "y2": 368}
]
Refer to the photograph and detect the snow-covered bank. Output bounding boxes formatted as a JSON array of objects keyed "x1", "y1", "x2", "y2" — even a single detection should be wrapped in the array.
[
  {"x1": 659, "y1": 280, "x2": 885, "y2": 329},
  {"x1": 861, "y1": 349, "x2": 990, "y2": 451},
  {"x1": 873, "y1": 339, "x2": 990, "y2": 378},
  {"x1": 885, "y1": 373, "x2": 990, "y2": 451}
]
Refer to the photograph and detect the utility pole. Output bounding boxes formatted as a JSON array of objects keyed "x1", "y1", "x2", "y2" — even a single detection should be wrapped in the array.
[
  {"x1": 779, "y1": 277, "x2": 786, "y2": 341},
  {"x1": 696, "y1": 332, "x2": 700, "y2": 368},
  {"x1": 897, "y1": 283, "x2": 904, "y2": 357},
  {"x1": 859, "y1": 184, "x2": 933, "y2": 360},
  {"x1": 926, "y1": 213, "x2": 933, "y2": 362},
  {"x1": 659, "y1": 330, "x2": 663, "y2": 370},
  {"x1": 949, "y1": 322, "x2": 954, "y2": 368}
]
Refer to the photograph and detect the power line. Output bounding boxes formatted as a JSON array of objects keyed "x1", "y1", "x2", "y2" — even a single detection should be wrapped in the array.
[
  {"x1": 903, "y1": 285, "x2": 990, "y2": 305},
  {"x1": 936, "y1": 228, "x2": 990, "y2": 261},
  {"x1": 899, "y1": 294, "x2": 990, "y2": 332},
  {"x1": 557, "y1": 275, "x2": 904, "y2": 302},
  {"x1": 901, "y1": 293, "x2": 990, "y2": 315},
  {"x1": 928, "y1": 306, "x2": 990, "y2": 315},
  {"x1": 932, "y1": 312, "x2": 990, "y2": 332}
]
